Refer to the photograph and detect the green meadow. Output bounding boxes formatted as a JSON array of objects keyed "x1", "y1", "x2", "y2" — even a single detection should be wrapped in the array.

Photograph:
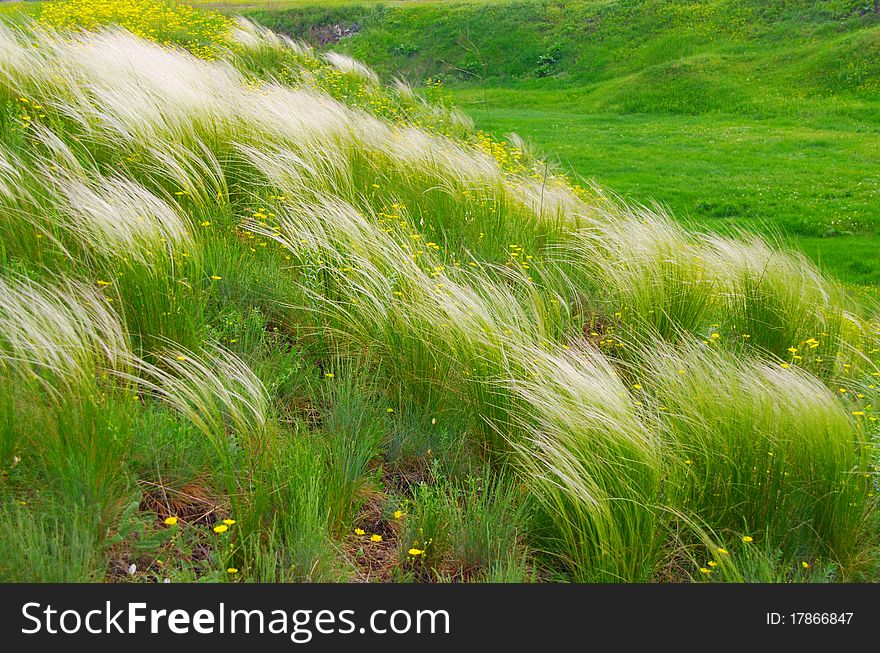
[
  {"x1": 0, "y1": 0, "x2": 877, "y2": 584},
  {"x1": 240, "y1": 0, "x2": 880, "y2": 288}
]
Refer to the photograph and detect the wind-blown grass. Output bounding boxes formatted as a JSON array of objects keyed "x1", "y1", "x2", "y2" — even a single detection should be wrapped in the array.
[{"x1": 0, "y1": 3, "x2": 876, "y2": 583}]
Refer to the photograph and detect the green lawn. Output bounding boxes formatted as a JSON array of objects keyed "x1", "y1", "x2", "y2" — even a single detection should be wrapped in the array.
[{"x1": 450, "y1": 87, "x2": 880, "y2": 286}]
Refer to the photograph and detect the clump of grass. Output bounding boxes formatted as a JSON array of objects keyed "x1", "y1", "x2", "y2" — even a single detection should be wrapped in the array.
[
  {"x1": 319, "y1": 360, "x2": 386, "y2": 535},
  {"x1": 0, "y1": 274, "x2": 129, "y2": 388},
  {"x1": 645, "y1": 340, "x2": 874, "y2": 566},
  {"x1": 0, "y1": 502, "x2": 109, "y2": 582},
  {"x1": 118, "y1": 345, "x2": 270, "y2": 490},
  {"x1": 238, "y1": 431, "x2": 343, "y2": 582},
  {"x1": 509, "y1": 344, "x2": 662, "y2": 582}
]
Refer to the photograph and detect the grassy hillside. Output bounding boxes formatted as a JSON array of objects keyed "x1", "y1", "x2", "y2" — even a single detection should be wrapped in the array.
[
  {"x1": 238, "y1": 0, "x2": 880, "y2": 286},
  {"x1": 0, "y1": 1, "x2": 878, "y2": 584}
]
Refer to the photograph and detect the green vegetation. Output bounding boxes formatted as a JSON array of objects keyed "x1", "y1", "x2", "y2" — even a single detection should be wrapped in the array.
[
  {"x1": 239, "y1": 0, "x2": 880, "y2": 286},
  {"x1": 0, "y1": 0, "x2": 878, "y2": 584}
]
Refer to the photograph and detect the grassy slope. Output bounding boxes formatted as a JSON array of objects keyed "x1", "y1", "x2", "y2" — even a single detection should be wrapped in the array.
[
  {"x1": 239, "y1": 0, "x2": 880, "y2": 287},
  {"x1": 0, "y1": 1, "x2": 878, "y2": 585}
]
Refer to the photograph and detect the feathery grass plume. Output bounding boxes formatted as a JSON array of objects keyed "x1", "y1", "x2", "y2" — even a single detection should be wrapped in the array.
[
  {"x1": 324, "y1": 51, "x2": 380, "y2": 86},
  {"x1": 644, "y1": 339, "x2": 873, "y2": 565},
  {"x1": 508, "y1": 174, "x2": 585, "y2": 224},
  {"x1": 0, "y1": 24, "x2": 550, "y2": 258},
  {"x1": 0, "y1": 25, "x2": 243, "y2": 145},
  {"x1": 235, "y1": 142, "x2": 351, "y2": 201},
  {"x1": 229, "y1": 16, "x2": 308, "y2": 56},
  {"x1": 506, "y1": 342, "x2": 662, "y2": 581},
  {"x1": 26, "y1": 128, "x2": 204, "y2": 351},
  {"x1": 225, "y1": 16, "x2": 312, "y2": 85},
  {"x1": 0, "y1": 275, "x2": 136, "y2": 532},
  {"x1": 375, "y1": 124, "x2": 500, "y2": 188},
  {"x1": 138, "y1": 139, "x2": 230, "y2": 210},
  {"x1": 243, "y1": 193, "x2": 556, "y2": 430},
  {"x1": 706, "y1": 233, "x2": 847, "y2": 360},
  {"x1": 391, "y1": 76, "x2": 416, "y2": 102},
  {"x1": 551, "y1": 206, "x2": 718, "y2": 343},
  {"x1": 0, "y1": 145, "x2": 22, "y2": 200},
  {"x1": 120, "y1": 345, "x2": 269, "y2": 456},
  {"x1": 0, "y1": 10, "x2": 876, "y2": 583},
  {"x1": 115, "y1": 344, "x2": 269, "y2": 522},
  {"x1": 43, "y1": 161, "x2": 194, "y2": 264},
  {"x1": 241, "y1": 84, "x2": 362, "y2": 160},
  {"x1": 0, "y1": 21, "x2": 35, "y2": 86},
  {"x1": 0, "y1": 275, "x2": 129, "y2": 387}
]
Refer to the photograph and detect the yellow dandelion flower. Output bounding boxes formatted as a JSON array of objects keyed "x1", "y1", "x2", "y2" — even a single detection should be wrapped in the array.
[
  {"x1": 227, "y1": 568, "x2": 238, "y2": 574},
  {"x1": 393, "y1": 510, "x2": 404, "y2": 519},
  {"x1": 717, "y1": 548, "x2": 728, "y2": 555},
  {"x1": 223, "y1": 519, "x2": 236, "y2": 526},
  {"x1": 211, "y1": 275, "x2": 222, "y2": 280},
  {"x1": 370, "y1": 534, "x2": 382, "y2": 543},
  {"x1": 213, "y1": 524, "x2": 228, "y2": 534},
  {"x1": 354, "y1": 528, "x2": 365, "y2": 536},
  {"x1": 742, "y1": 536, "x2": 753, "y2": 543},
  {"x1": 408, "y1": 548, "x2": 424, "y2": 556},
  {"x1": 164, "y1": 516, "x2": 178, "y2": 526}
]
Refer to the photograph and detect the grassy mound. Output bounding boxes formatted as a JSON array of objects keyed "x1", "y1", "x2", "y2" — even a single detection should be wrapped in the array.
[{"x1": 0, "y1": 1, "x2": 877, "y2": 583}]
